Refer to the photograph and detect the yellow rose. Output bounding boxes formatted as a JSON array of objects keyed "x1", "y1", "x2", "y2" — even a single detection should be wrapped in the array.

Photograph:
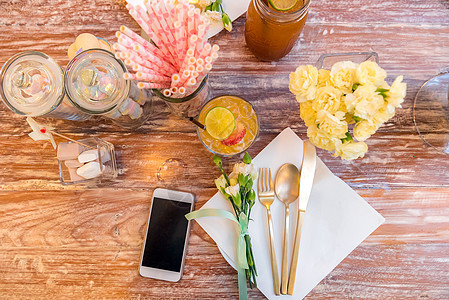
[
  {"x1": 318, "y1": 69, "x2": 332, "y2": 87},
  {"x1": 312, "y1": 86, "x2": 343, "y2": 114},
  {"x1": 289, "y1": 65, "x2": 319, "y2": 102},
  {"x1": 316, "y1": 110, "x2": 348, "y2": 139},
  {"x1": 386, "y1": 75, "x2": 406, "y2": 107},
  {"x1": 355, "y1": 61, "x2": 387, "y2": 86},
  {"x1": 300, "y1": 100, "x2": 317, "y2": 126},
  {"x1": 334, "y1": 141, "x2": 368, "y2": 160},
  {"x1": 344, "y1": 84, "x2": 384, "y2": 119},
  {"x1": 353, "y1": 120, "x2": 379, "y2": 142},
  {"x1": 330, "y1": 61, "x2": 358, "y2": 94},
  {"x1": 307, "y1": 125, "x2": 342, "y2": 151}
]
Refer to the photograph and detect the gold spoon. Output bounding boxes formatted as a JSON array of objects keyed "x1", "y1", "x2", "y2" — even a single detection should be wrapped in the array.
[{"x1": 274, "y1": 163, "x2": 300, "y2": 294}]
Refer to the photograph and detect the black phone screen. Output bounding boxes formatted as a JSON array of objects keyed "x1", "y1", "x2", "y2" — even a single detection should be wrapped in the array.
[{"x1": 142, "y1": 197, "x2": 192, "y2": 272}]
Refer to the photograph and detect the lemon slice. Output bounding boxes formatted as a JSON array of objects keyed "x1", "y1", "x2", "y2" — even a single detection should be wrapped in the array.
[
  {"x1": 268, "y1": 0, "x2": 298, "y2": 11},
  {"x1": 205, "y1": 107, "x2": 236, "y2": 140}
]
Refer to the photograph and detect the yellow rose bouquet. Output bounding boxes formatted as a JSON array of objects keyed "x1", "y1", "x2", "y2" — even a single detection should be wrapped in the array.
[{"x1": 289, "y1": 60, "x2": 406, "y2": 160}]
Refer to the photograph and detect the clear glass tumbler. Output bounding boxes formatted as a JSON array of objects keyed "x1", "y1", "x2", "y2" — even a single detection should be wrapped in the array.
[
  {"x1": 153, "y1": 75, "x2": 212, "y2": 118},
  {"x1": 57, "y1": 137, "x2": 117, "y2": 185}
]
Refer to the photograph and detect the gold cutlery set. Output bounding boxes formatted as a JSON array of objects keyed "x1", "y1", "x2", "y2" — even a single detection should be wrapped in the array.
[{"x1": 258, "y1": 141, "x2": 317, "y2": 295}]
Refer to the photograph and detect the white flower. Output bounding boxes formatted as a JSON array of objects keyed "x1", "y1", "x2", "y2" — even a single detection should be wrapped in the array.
[
  {"x1": 215, "y1": 175, "x2": 227, "y2": 191},
  {"x1": 289, "y1": 65, "x2": 319, "y2": 102},
  {"x1": 334, "y1": 141, "x2": 368, "y2": 160},
  {"x1": 386, "y1": 75, "x2": 406, "y2": 108},
  {"x1": 233, "y1": 162, "x2": 258, "y2": 180},
  {"x1": 307, "y1": 125, "x2": 342, "y2": 152},
  {"x1": 205, "y1": 10, "x2": 222, "y2": 22},
  {"x1": 198, "y1": 0, "x2": 212, "y2": 7},
  {"x1": 225, "y1": 184, "x2": 240, "y2": 197},
  {"x1": 330, "y1": 61, "x2": 358, "y2": 94},
  {"x1": 355, "y1": 61, "x2": 387, "y2": 86},
  {"x1": 316, "y1": 110, "x2": 348, "y2": 139}
]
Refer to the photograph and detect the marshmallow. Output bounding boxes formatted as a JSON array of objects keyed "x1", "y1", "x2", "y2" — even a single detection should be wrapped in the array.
[
  {"x1": 68, "y1": 167, "x2": 85, "y2": 182},
  {"x1": 78, "y1": 149, "x2": 99, "y2": 163},
  {"x1": 64, "y1": 159, "x2": 83, "y2": 168},
  {"x1": 76, "y1": 161, "x2": 102, "y2": 179},
  {"x1": 57, "y1": 142, "x2": 81, "y2": 161}
]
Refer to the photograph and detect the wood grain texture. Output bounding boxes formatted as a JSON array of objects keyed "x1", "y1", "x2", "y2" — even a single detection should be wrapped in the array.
[{"x1": 0, "y1": 0, "x2": 448, "y2": 299}]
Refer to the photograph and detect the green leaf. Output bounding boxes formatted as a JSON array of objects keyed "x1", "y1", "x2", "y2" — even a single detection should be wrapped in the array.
[
  {"x1": 246, "y1": 178, "x2": 253, "y2": 190},
  {"x1": 248, "y1": 189, "x2": 255, "y2": 202},
  {"x1": 222, "y1": 11, "x2": 232, "y2": 32},
  {"x1": 213, "y1": 155, "x2": 222, "y2": 168},
  {"x1": 352, "y1": 83, "x2": 360, "y2": 92},
  {"x1": 204, "y1": 4, "x2": 213, "y2": 11},
  {"x1": 238, "y1": 173, "x2": 247, "y2": 186},
  {"x1": 242, "y1": 152, "x2": 252, "y2": 164},
  {"x1": 211, "y1": 1, "x2": 220, "y2": 12},
  {"x1": 376, "y1": 87, "x2": 389, "y2": 99},
  {"x1": 215, "y1": 0, "x2": 223, "y2": 5},
  {"x1": 232, "y1": 193, "x2": 241, "y2": 208},
  {"x1": 341, "y1": 132, "x2": 353, "y2": 142},
  {"x1": 353, "y1": 116, "x2": 361, "y2": 122}
]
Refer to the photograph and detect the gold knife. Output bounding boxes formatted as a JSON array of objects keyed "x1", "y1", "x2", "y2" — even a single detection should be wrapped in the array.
[{"x1": 287, "y1": 140, "x2": 316, "y2": 295}]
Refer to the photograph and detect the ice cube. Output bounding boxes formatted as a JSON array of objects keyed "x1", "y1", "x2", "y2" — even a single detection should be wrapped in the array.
[
  {"x1": 76, "y1": 161, "x2": 102, "y2": 179},
  {"x1": 57, "y1": 142, "x2": 81, "y2": 161}
]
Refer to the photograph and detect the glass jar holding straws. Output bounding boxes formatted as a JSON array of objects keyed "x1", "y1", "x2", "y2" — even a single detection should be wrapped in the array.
[
  {"x1": 115, "y1": 0, "x2": 218, "y2": 118},
  {"x1": 64, "y1": 49, "x2": 153, "y2": 129},
  {"x1": 0, "y1": 51, "x2": 90, "y2": 121}
]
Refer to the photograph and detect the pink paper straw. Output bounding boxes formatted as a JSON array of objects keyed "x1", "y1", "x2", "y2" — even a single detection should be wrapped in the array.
[
  {"x1": 199, "y1": 43, "x2": 212, "y2": 60},
  {"x1": 171, "y1": 73, "x2": 181, "y2": 87},
  {"x1": 146, "y1": 1, "x2": 179, "y2": 68},
  {"x1": 136, "y1": 72, "x2": 171, "y2": 82},
  {"x1": 134, "y1": 44, "x2": 177, "y2": 74},
  {"x1": 120, "y1": 26, "x2": 169, "y2": 63},
  {"x1": 196, "y1": 65, "x2": 204, "y2": 73},
  {"x1": 138, "y1": 82, "x2": 169, "y2": 89},
  {"x1": 163, "y1": 89, "x2": 172, "y2": 97},
  {"x1": 196, "y1": 58, "x2": 204, "y2": 66},
  {"x1": 123, "y1": 72, "x2": 137, "y2": 80}
]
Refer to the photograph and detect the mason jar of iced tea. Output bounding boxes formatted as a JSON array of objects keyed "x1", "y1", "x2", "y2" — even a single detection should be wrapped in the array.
[{"x1": 245, "y1": 0, "x2": 310, "y2": 61}]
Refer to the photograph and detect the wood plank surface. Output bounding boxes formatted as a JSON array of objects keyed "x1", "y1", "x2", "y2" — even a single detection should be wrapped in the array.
[{"x1": 0, "y1": 0, "x2": 448, "y2": 299}]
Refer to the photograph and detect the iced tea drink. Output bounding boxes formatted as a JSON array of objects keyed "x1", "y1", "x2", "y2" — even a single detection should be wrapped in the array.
[
  {"x1": 245, "y1": 0, "x2": 310, "y2": 61},
  {"x1": 197, "y1": 95, "x2": 259, "y2": 157}
]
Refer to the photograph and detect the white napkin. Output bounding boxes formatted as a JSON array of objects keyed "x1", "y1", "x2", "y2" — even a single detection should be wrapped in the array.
[
  {"x1": 125, "y1": 0, "x2": 250, "y2": 38},
  {"x1": 196, "y1": 127, "x2": 385, "y2": 299}
]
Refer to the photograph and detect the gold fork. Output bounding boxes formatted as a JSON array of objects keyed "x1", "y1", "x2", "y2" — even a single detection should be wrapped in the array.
[{"x1": 258, "y1": 168, "x2": 280, "y2": 295}]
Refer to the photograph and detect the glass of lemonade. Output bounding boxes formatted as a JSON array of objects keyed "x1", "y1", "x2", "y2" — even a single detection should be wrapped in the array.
[
  {"x1": 197, "y1": 95, "x2": 259, "y2": 157},
  {"x1": 245, "y1": 0, "x2": 310, "y2": 61}
]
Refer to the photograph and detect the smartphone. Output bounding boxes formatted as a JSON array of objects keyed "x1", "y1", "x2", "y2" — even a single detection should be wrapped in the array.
[{"x1": 139, "y1": 188, "x2": 194, "y2": 282}]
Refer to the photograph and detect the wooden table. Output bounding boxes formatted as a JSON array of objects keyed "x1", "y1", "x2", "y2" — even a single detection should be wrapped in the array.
[{"x1": 1, "y1": 0, "x2": 448, "y2": 298}]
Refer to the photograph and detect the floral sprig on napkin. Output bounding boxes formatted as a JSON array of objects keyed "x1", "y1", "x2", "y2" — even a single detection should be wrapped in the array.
[
  {"x1": 214, "y1": 153, "x2": 257, "y2": 288},
  {"x1": 185, "y1": 153, "x2": 257, "y2": 300},
  {"x1": 289, "y1": 61, "x2": 406, "y2": 160}
]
